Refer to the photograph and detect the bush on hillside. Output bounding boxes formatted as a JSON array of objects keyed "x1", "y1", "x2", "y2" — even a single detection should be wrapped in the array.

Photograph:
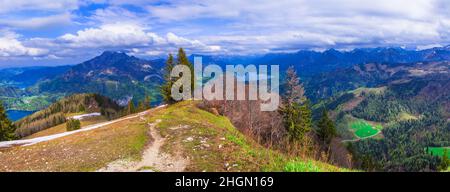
[{"x1": 66, "y1": 119, "x2": 81, "y2": 131}]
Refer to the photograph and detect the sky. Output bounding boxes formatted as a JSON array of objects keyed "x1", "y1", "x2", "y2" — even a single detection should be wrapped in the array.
[{"x1": 0, "y1": 0, "x2": 449, "y2": 67}]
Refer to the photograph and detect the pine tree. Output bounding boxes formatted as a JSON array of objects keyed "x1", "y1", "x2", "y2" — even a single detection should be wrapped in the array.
[
  {"x1": 137, "y1": 100, "x2": 145, "y2": 112},
  {"x1": 300, "y1": 99, "x2": 312, "y2": 134},
  {"x1": 280, "y1": 66, "x2": 312, "y2": 142},
  {"x1": 161, "y1": 53, "x2": 176, "y2": 104},
  {"x1": 0, "y1": 103, "x2": 17, "y2": 141},
  {"x1": 127, "y1": 101, "x2": 135, "y2": 115},
  {"x1": 439, "y1": 148, "x2": 449, "y2": 170},
  {"x1": 144, "y1": 95, "x2": 151, "y2": 109},
  {"x1": 177, "y1": 48, "x2": 195, "y2": 96},
  {"x1": 317, "y1": 109, "x2": 337, "y2": 145},
  {"x1": 78, "y1": 104, "x2": 85, "y2": 112},
  {"x1": 282, "y1": 103, "x2": 302, "y2": 141}
]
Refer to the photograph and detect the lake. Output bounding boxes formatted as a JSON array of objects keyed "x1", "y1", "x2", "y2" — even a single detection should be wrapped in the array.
[{"x1": 6, "y1": 110, "x2": 34, "y2": 121}]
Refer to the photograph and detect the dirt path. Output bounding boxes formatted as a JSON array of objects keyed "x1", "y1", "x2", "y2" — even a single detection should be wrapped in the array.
[
  {"x1": 97, "y1": 119, "x2": 188, "y2": 172},
  {"x1": 0, "y1": 105, "x2": 166, "y2": 148}
]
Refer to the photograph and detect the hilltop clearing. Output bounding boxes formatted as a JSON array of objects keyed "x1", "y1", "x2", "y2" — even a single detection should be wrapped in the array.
[{"x1": 0, "y1": 101, "x2": 350, "y2": 172}]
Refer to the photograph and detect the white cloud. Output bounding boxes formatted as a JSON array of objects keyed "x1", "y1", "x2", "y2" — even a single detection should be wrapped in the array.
[
  {"x1": 1, "y1": 0, "x2": 450, "y2": 64},
  {"x1": 0, "y1": 0, "x2": 81, "y2": 31},
  {"x1": 164, "y1": 32, "x2": 221, "y2": 53},
  {"x1": 59, "y1": 23, "x2": 155, "y2": 48},
  {"x1": 0, "y1": 22, "x2": 222, "y2": 62},
  {"x1": 56, "y1": 23, "x2": 221, "y2": 54},
  {"x1": 145, "y1": 0, "x2": 450, "y2": 52},
  {"x1": 0, "y1": 0, "x2": 79, "y2": 13},
  {"x1": 0, "y1": 31, "x2": 48, "y2": 57},
  {"x1": 88, "y1": 6, "x2": 142, "y2": 24},
  {"x1": 146, "y1": 0, "x2": 439, "y2": 22},
  {"x1": 0, "y1": 13, "x2": 72, "y2": 29}
]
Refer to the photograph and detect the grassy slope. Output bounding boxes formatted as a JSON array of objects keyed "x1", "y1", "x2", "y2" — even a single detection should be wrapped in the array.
[
  {"x1": 0, "y1": 101, "x2": 350, "y2": 172},
  {"x1": 0, "y1": 113, "x2": 149, "y2": 172},
  {"x1": 148, "y1": 101, "x2": 350, "y2": 172},
  {"x1": 350, "y1": 119, "x2": 382, "y2": 139},
  {"x1": 333, "y1": 87, "x2": 421, "y2": 140},
  {"x1": 427, "y1": 147, "x2": 450, "y2": 158},
  {"x1": 327, "y1": 87, "x2": 386, "y2": 140},
  {"x1": 349, "y1": 86, "x2": 386, "y2": 96},
  {"x1": 337, "y1": 114, "x2": 384, "y2": 140},
  {"x1": 24, "y1": 116, "x2": 108, "y2": 139}
]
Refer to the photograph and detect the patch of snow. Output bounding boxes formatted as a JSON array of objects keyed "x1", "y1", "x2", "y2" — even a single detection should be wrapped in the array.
[
  {"x1": 142, "y1": 64, "x2": 152, "y2": 70},
  {"x1": 116, "y1": 96, "x2": 133, "y2": 106},
  {"x1": 70, "y1": 113, "x2": 101, "y2": 120},
  {"x1": 143, "y1": 74, "x2": 161, "y2": 81},
  {"x1": 0, "y1": 105, "x2": 167, "y2": 148}
]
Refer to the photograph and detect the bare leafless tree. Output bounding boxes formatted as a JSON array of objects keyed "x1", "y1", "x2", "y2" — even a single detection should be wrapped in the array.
[{"x1": 284, "y1": 66, "x2": 306, "y2": 105}]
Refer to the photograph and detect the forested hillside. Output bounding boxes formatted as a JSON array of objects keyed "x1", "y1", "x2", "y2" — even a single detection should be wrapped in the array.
[
  {"x1": 348, "y1": 75, "x2": 450, "y2": 171},
  {"x1": 14, "y1": 94, "x2": 123, "y2": 137},
  {"x1": 314, "y1": 61, "x2": 450, "y2": 171},
  {"x1": 305, "y1": 61, "x2": 449, "y2": 102}
]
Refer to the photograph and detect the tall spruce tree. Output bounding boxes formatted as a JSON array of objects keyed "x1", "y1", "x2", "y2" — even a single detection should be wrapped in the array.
[
  {"x1": 280, "y1": 66, "x2": 312, "y2": 142},
  {"x1": 137, "y1": 100, "x2": 145, "y2": 112},
  {"x1": 0, "y1": 103, "x2": 17, "y2": 141},
  {"x1": 317, "y1": 109, "x2": 337, "y2": 145},
  {"x1": 127, "y1": 101, "x2": 135, "y2": 115},
  {"x1": 161, "y1": 53, "x2": 176, "y2": 104},
  {"x1": 144, "y1": 95, "x2": 151, "y2": 109},
  {"x1": 439, "y1": 148, "x2": 449, "y2": 170},
  {"x1": 177, "y1": 48, "x2": 195, "y2": 95}
]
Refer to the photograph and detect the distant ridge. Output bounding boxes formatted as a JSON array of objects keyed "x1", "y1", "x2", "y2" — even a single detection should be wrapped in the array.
[
  {"x1": 37, "y1": 51, "x2": 165, "y2": 104},
  {"x1": 190, "y1": 45, "x2": 450, "y2": 75}
]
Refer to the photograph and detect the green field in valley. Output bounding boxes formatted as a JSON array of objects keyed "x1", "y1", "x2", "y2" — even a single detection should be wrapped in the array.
[
  {"x1": 426, "y1": 147, "x2": 450, "y2": 158},
  {"x1": 350, "y1": 120, "x2": 382, "y2": 139}
]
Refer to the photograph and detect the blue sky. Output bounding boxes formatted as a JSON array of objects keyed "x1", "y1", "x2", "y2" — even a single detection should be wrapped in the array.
[{"x1": 0, "y1": 0, "x2": 449, "y2": 67}]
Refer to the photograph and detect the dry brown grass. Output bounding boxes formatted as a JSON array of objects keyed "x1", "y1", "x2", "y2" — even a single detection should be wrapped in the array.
[
  {"x1": 0, "y1": 102, "x2": 351, "y2": 172},
  {"x1": 24, "y1": 116, "x2": 108, "y2": 139},
  {"x1": 0, "y1": 115, "x2": 148, "y2": 172}
]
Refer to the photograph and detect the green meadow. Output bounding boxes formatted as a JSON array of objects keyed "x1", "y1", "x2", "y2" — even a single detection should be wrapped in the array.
[
  {"x1": 350, "y1": 120, "x2": 382, "y2": 139},
  {"x1": 426, "y1": 147, "x2": 450, "y2": 158}
]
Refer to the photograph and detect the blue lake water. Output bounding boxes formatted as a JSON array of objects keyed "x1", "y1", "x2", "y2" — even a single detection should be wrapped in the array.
[{"x1": 6, "y1": 110, "x2": 34, "y2": 121}]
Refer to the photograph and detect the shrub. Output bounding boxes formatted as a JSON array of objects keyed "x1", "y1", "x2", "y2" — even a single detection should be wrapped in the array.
[{"x1": 66, "y1": 119, "x2": 81, "y2": 131}]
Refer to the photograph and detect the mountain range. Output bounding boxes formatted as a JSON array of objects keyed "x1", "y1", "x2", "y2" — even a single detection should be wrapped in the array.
[
  {"x1": 194, "y1": 45, "x2": 450, "y2": 75},
  {"x1": 1, "y1": 45, "x2": 449, "y2": 111},
  {"x1": 0, "y1": 45, "x2": 449, "y2": 172},
  {"x1": 0, "y1": 66, "x2": 72, "y2": 88},
  {"x1": 36, "y1": 51, "x2": 165, "y2": 105}
]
